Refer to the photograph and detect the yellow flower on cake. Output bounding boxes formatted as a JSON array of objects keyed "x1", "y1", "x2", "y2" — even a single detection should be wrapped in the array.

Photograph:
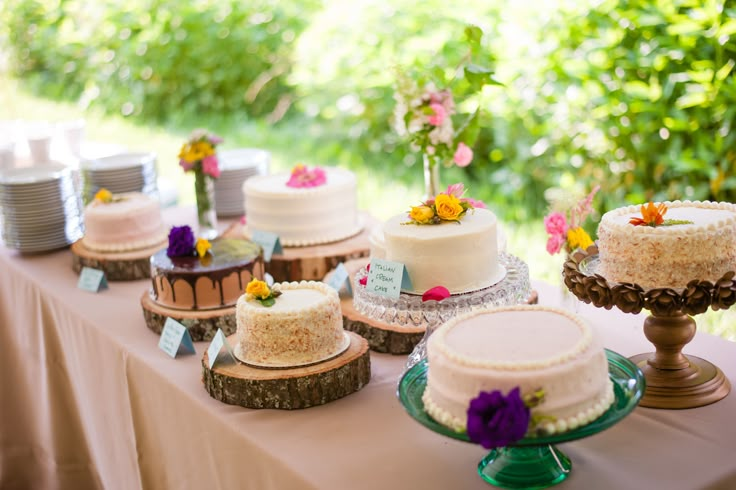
[
  {"x1": 434, "y1": 193, "x2": 464, "y2": 221},
  {"x1": 410, "y1": 205, "x2": 435, "y2": 224},
  {"x1": 566, "y1": 227, "x2": 593, "y2": 251},
  {"x1": 94, "y1": 188, "x2": 113, "y2": 203},
  {"x1": 195, "y1": 238, "x2": 212, "y2": 257},
  {"x1": 246, "y1": 278, "x2": 271, "y2": 300}
]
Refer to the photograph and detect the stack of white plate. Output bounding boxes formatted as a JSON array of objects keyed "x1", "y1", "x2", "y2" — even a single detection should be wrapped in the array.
[
  {"x1": 215, "y1": 149, "x2": 270, "y2": 217},
  {"x1": 0, "y1": 164, "x2": 84, "y2": 253},
  {"x1": 80, "y1": 152, "x2": 158, "y2": 203}
]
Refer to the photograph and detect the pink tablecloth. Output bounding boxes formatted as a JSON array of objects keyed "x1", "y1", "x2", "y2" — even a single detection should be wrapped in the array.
[{"x1": 1, "y1": 208, "x2": 736, "y2": 490}]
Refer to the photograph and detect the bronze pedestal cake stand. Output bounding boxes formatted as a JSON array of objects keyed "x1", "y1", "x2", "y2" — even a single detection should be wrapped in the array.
[{"x1": 564, "y1": 245, "x2": 731, "y2": 409}]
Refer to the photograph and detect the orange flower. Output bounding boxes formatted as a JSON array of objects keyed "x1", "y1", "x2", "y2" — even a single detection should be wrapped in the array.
[{"x1": 629, "y1": 202, "x2": 667, "y2": 226}]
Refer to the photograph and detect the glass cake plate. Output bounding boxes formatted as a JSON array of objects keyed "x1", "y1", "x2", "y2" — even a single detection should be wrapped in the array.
[
  {"x1": 233, "y1": 331, "x2": 351, "y2": 369},
  {"x1": 398, "y1": 350, "x2": 645, "y2": 488},
  {"x1": 353, "y1": 252, "x2": 531, "y2": 331}
]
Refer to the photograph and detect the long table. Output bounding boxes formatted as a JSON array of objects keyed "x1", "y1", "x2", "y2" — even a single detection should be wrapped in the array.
[{"x1": 2, "y1": 208, "x2": 736, "y2": 490}]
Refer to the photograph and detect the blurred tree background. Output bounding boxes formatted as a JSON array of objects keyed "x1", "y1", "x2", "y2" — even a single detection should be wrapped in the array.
[{"x1": 1, "y1": 0, "x2": 734, "y2": 222}]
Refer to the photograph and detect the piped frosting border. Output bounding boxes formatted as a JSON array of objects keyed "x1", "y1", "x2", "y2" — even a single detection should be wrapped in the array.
[{"x1": 432, "y1": 305, "x2": 594, "y2": 370}]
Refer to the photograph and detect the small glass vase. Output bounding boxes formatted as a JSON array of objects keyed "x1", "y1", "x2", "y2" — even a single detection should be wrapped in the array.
[
  {"x1": 422, "y1": 153, "x2": 441, "y2": 200},
  {"x1": 194, "y1": 171, "x2": 218, "y2": 240}
]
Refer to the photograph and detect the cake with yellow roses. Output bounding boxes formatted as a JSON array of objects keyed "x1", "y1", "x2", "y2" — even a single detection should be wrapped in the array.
[
  {"x1": 375, "y1": 184, "x2": 502, "y2": 294},
  {"x1": 234, "y1": 279, "x2": 348, "y2": 366},
  {"x1": 82, "y1": 190, "x2": 167, "y2": 252}
]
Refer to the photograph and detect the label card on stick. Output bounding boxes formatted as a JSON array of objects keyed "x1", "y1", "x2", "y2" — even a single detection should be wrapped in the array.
[
  {"x1": 326, "y1": 262, "x2": 352, "y2": 296},
  {"x1": 158, "y1": 318, "x2": 196, "y2": 358},
  {"x1": 206, "y1": 329, "x2": 236, "y2": 369},
  {"x1": 365, "y1": 258, "x2": 412, "y2": 299},
  {"x1": 77, "y1": 267, "x2": 108, "y2": 292},
  {"x1": 251, "y1": 229, "x2": 283, "y2": 262}
]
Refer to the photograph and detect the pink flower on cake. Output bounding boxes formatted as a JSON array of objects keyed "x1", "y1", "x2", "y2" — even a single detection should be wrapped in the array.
[
  {"x1": 463, "y1": 197, "x2": 486, "y2": 209},
  {"x1": 453, "y1": 142, "x2": 473, "y2": 167},
  {"x1": 358, "y1": 263, "x2": 371, "y2": 286},
  {"x1": 202, "y1": 155, "x2": 220, "y2": 178},
  {"x1": 286, "y1": 164, "x2": 327, "y2": 188},
  {"x1": 428, "y1": 103, "x2": 447, "y2": 126},
  {"x1": 546, "y1": 233, "x2": 566, "y2": 255}
]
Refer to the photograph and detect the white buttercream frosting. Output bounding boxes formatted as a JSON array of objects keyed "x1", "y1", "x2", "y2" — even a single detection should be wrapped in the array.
[
  {"x1": 243, "y1": 168, "x2": 362, "y2": 246},
  {"x1": 382, "y1": 208, "x2": 499, "y2": 294}
]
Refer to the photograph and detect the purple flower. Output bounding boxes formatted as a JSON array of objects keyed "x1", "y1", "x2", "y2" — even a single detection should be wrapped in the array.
[
  {"x1": 167, "y1": 225, "x2": 195, "y2": 257},
  {"x1": 467, "y1": 387, "x2": 530, "y2": 449}
]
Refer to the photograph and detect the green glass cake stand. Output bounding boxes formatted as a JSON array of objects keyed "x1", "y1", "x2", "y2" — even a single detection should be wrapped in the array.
[{"x1": 397, "y1": 350, "x2": 645, "y2": 489}]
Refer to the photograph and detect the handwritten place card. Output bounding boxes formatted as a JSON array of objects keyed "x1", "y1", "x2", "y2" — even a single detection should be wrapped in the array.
[
  {"x1": 365, "y1": 258, "x2": 412, "y2": 299},
  {"x1": 77, "y1": 267, "x2": 108, "y2": 292},
  {"x1": 206, "y1": 329, "x2": 236, "y2": 369},
  {"x1": 251, "y1": 229, "x2": 283, "y2": 262},
  {"x1": 326, "y1": 262, "x2": 352, "y2": 297},
  {"x1": 158, "y1": 318, "x2": 196, "y2": 359}
]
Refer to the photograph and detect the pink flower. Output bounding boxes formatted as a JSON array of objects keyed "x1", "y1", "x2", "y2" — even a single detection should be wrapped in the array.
[
  {"x1": 422, "y1": 286, "x2": 451, "y2": 302},
  {"x1": 544, "y1": 212, "x2": 568, "y2": 236},
  {"x1": 358, "y1": 263, "x2": 371, "y2": 286},
  {"x1": 463, "y1": 197, "x2": 486, "y2": 209},
  {"x1": 202, "y1": 155, "x2": 220, "y2": 178},
  {"x1": 286, "y1": 165, "x2": 327, "y2": 188},
  {"x1": 446, "y1": 183, "x2": 465, "y2": 198},
  {"x1": 179, "y1": 158, "x2": 194, "y2": 171},
  {"x1": 208, "y1": 135, "x2": 224, "y2": 145},
  {"x1": 427, "y1": 103, "x2": 447, "y2": 126},
  {"x1": 239, "y1": 215, "x2": 247, "y2": 225},
  {"x1": 546, "y1": 234, "x2": 566, "y2": 255},
  {"x1": 453, "y1": 142, "x2": 473, "y2": 167}
]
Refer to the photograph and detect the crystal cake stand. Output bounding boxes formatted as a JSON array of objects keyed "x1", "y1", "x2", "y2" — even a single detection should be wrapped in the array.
[{"x1": 564, "y1": 245, "x2": 732, "y2": 409}]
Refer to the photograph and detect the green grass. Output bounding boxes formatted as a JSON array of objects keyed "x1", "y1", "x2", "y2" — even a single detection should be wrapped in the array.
[{"x1": 2, "y1": 76, "x2": 734, "y2": 343}]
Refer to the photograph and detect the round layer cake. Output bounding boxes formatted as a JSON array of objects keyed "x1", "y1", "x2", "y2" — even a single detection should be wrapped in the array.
[
  {"x1": 150, "y1": 238, "x2": 264, "y2": 310},
  {"x1": 235, "y1": 281, "x2": 346, "y2": 366},
  {"x1": 83, "y1": 192, "x2": 167, "y2": 252},
  {"x1": 242, "y1": 167, "x2": 361, "y2": 246},
  {"x1": 597, "y1": 200, "x2": 736, "y2": 289},
  {"x1": 423, "y1": 305, "x2": 614, "y2": 436},
  {"x1": 382, "y1": 208, "x2": 500, "y2": 294}
]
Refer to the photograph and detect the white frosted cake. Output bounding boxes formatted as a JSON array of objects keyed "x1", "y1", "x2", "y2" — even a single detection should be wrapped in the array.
[
  {"x1": 83, "y1": 192, "x2": 167, "y2": 252},
  {"x1": 423, "y1": 305, "x2": 614, "y2": 436},
  {"x1": 235, "y1": 281, "x2": 347, "y2": 366},
  {"x1": 382, "y1": 208, "x2": 500, "y2": 294},
  {"x1": 597, "y1": 200, "x2": 736, "y2": 289},
  {"x1": 243, "y1": 167, "x2": 362, "y2": 246}
]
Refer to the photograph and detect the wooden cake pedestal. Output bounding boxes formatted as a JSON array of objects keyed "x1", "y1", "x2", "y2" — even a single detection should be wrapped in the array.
[
  {"x1": 140, "y1": 291, "x2": 236, "y2": 342},
  {"x1": 222, "y1": 212, "x2": 375, "y2": 282},
  {"x1": 202, "y1": 331, "x2": 370, "y2": 409},
  {"x1": 72, "y1": 239, "x2": 164, "y2": 281}
]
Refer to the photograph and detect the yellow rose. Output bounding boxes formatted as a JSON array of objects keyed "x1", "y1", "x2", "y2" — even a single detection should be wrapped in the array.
[
  {"x1": 195, "y1": 238, "x2": 211, "y2": 257},
  {"x1": 246, "y1": 278, "x2": 271, "y2": 299},
  {"x1": 434, "y1": 193, "x2": 464, "y2": 221},
  {"x1": 409, "y1": 205, "x2": 435, "y2": 224},
  {"x1": 94, "y1": 188, "x2": 113, "y2": 203},
  {"x1": 567, "y1": 227, "x2": 594, "y2": 251}
]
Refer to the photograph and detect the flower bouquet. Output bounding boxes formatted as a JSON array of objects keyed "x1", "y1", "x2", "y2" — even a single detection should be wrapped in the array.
[
  {"x1": 392, "y1": 26, "x2": 498, "y2": 198},
  {"x1": 178, "y1": 129, "x2": 223, "y2": 239},
  {"x1": 544, "y1": 186, "x2": 600, "y2": 256}
]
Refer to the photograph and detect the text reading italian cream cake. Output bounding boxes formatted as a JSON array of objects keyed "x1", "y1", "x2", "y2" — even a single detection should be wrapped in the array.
[
  {"x1": 382, "y1": 208, "x2": 500, "y2": 294},
  {"x1": 235, "y1": 281, "x2": 346, "y2": 366},
  {"x1": 424, "y1": 305, "x2": 614, "y2": 436},
  {"x1": 83, "y1": 192, "x2": 167, "y2": 252},
  {"x1": 243, "y1": 167, "x2": 361, "y2": 246},
  {"x1": 597, "y1": 200, "x2": 736, "y2": 289}
]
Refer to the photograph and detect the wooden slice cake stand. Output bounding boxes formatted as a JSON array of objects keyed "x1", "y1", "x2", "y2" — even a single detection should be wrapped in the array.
[
  {"x1": 201, "y1": 331, "x2": 370, "y2": 409},
  {"x1": 71, "y1": 239, "x2": 164, "y2": 281},
  {"x1": 221, "y1": 212, "x2": 375, "y2": 283},
  {"x1": 140, "y1": 291, "x2": 236, "y2": 342}
]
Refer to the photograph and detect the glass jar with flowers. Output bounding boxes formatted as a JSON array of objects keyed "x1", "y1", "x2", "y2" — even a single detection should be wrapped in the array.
[
  {"x1": 178, "y1": 129, "x2": 223, "y2": 240},
  {"x1": 392, "y1": 26, "x2": 498, "y2": 199}
]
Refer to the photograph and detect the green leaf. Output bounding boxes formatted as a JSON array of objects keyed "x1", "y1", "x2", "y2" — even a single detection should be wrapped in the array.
[
  {"x1": 464, "y1": 64, "x2": 501, "y2": 90},
  {"x1": 676, "y1": 91, "x2": 709, "y2": 109},
  {"x1": 716, "y1": 59, "x2": 735, "y2": 82},
  {"x1": 464, "y1": 25, "x2": 483, "y2": 46}
]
